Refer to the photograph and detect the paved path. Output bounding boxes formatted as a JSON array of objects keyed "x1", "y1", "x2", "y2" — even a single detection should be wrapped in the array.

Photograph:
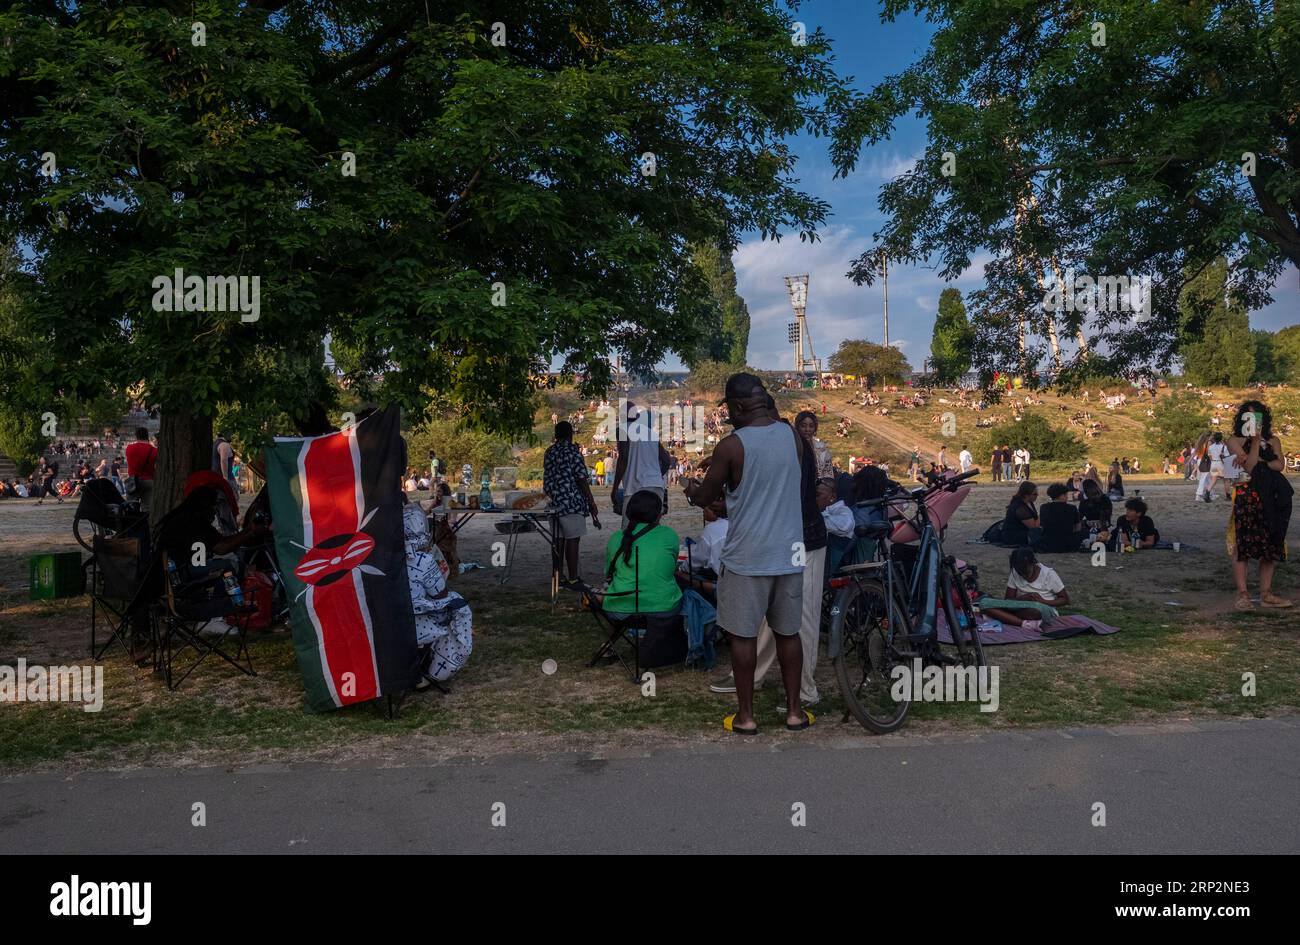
[{"x1": 4, "y1": 716, "x2": 1297, "y2": 853}]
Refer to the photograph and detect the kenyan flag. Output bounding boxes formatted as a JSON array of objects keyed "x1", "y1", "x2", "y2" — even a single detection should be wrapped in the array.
[{"x1": 265, "y1": 407, "x2": 420, "y2": 712}]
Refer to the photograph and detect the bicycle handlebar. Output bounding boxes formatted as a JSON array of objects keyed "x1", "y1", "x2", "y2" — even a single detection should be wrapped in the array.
[{"x1": 852, "y1": 468, "x2": 978, "y2": 509}]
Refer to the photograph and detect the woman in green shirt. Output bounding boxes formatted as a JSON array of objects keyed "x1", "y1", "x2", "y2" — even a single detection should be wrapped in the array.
[{"x1": 600, "y1": 489, "x2": 683, "y2": 617}]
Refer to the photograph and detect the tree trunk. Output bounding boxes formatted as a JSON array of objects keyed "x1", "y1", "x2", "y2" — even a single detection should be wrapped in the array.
[
  {"x1": 151, "y1": 408, "x2": 213, "y2": 530},
  {"x1": 1032, "y1": 257, "x2": 1063, "y2": 371}
]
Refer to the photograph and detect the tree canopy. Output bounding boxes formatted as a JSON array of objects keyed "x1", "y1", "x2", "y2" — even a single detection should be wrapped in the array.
[
  {"x1": 0, "y1": 1, "x2": 856, "y2": 508},
  {"x1": 834, "y1": 1, "x2": 1300, "y2": 382},
  {"x1": 827, "y1": 339, "x2": 911, "y2": 386}
]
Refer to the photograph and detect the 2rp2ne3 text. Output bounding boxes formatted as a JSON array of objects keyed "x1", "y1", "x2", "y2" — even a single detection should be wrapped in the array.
[{"x1": 1121, "y1": 882, "x2": 1250, "y2": 896}]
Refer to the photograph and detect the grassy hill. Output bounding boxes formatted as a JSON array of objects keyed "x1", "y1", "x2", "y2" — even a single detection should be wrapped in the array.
[
  {"x1": 809, "y1": 383, "x2": 1300, "y2": 480},
  {"x1": 493, "y1": 380, "x2": 1300, "y2": 488}
]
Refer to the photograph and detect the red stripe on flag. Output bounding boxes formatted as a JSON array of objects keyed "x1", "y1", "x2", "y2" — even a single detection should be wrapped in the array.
[{"x1": 302, "y1": 432, "x2": 379, "y2": 705}]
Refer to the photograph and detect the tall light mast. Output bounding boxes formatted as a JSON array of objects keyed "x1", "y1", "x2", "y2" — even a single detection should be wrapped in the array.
[{"x1": 784, "y1": 274, "x2": 820, "y2": 374}]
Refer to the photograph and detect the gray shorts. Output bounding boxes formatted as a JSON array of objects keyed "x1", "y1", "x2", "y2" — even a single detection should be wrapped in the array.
[
  {"x1": 558, "y1": 513, "x2": 588, "y2": 539},
  {"x1": 716, "y1": 570, "x2": 802, "y2": 638}
]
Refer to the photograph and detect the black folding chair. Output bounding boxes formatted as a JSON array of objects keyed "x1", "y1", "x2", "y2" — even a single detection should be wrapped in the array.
[
  {"x1": 583, "y1": 549, "x2": 687, "y2": 683},
  {"x1": 156, "y1": 552, "x2": 256, "y2": 691},
  {"x1": 88, "y1": 534, "x2": 151, "y2": 663}
]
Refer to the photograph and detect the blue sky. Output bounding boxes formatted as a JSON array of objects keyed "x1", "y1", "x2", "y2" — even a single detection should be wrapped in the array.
[{"x1": 687, "y1": 0, "x2": 1299, "y2": 373}]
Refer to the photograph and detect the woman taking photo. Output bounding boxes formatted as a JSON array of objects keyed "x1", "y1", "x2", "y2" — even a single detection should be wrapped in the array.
[{"x1": 1226, "y1": 401, "x2": 1292, "y2": 610}]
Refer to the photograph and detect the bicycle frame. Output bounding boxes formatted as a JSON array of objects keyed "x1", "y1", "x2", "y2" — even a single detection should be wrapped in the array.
[{"x1": 826, "y1": 473, "x2": 974, "y2": 660}]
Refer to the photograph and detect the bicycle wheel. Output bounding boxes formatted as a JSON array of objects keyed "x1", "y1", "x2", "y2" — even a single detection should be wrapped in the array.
[
  {"x1": 831, "y1": 577, "x2": 910, "y2": 734},
  {"x1": 939, "y1": 565, "x2": 985, "y2": 668}
]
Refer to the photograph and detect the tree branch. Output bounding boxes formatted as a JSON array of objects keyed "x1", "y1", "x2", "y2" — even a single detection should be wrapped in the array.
[{"x1": 319, "y1": 13, "x2": 420, "y2": 83}]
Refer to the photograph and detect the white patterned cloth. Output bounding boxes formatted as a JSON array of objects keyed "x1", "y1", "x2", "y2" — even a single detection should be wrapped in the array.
[{"x1": 402, "y1": 504, "x2": 473, "y2": 681}]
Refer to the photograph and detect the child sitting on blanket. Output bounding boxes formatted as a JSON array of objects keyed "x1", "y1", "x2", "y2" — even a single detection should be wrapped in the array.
[{"x1": 979, "y1": 548, "x2": 1070, "y2": 632}]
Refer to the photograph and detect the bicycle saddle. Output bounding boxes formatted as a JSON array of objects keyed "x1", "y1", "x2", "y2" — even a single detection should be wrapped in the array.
[{"x1": 853, "y1": 521, "x2": 892, "y2": 540}]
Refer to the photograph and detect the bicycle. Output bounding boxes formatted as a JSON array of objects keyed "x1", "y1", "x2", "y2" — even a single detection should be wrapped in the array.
[{"x1": 827, "y1": 469, "x2": 986, "y2": 734}]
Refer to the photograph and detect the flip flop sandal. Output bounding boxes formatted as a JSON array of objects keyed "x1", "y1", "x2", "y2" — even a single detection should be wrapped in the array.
[
  {"x1": 1235, "y1": 595, "x2": 1255, "y2": 611},
  {"x1": 1261, "y1": 595, "x2": 1293, "y2": 609},
  {"x1": 786, "y1": 709, "x2": 816, "y2": 731},
  {"x1": 723, "y1": 713, "x2": 758, "y2": 736}
]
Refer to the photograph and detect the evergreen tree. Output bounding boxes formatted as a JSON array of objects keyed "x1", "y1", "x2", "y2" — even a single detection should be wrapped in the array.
[
  {"x1": 688, "y1": 243, "x2": 750, "y2": 366},
  {"x1": 929, "y1": 288, "x2": 972, "y2": 383}
]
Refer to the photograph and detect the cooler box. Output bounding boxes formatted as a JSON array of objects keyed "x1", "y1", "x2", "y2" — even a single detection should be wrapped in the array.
[
  {"x1": 29, "y1": 552, "x2": 86, "y2": 600},
  {"x1": 224, "y1": 568, "x2": 275, "y2": 631}
]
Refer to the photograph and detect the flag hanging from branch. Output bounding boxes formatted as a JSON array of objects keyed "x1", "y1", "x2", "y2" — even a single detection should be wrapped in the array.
[{"x1": 265, "y1": 407, "x2": 420, "y2": 712}]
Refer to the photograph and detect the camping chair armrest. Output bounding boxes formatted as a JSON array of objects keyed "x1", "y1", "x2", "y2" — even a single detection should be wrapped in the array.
[{"x1": 174, "y1": 571, "x2": 229, "y2": 597}]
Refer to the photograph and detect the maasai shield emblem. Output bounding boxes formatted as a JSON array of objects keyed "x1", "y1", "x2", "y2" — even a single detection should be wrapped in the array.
[{"x1": 265, "y1": 407, "x2": 420, "y2": 711}]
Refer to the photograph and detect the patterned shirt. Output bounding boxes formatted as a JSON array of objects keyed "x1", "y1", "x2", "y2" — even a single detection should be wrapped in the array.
[{"x1": 543, "y1": 441, "x2": 590, "y2": 516}]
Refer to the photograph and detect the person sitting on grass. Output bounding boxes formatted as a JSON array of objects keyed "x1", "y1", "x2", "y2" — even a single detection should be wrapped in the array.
[
  {"x1": 595, "y1": 488, "x2": 682, "y2": 619},
  {"x1": 1114, "y1": 497, "x2": 1160, "y2": 551},
  {"x1": 1000, "y1": 480, "x2": 1041, "y2": 546},
  {"x1": 1035, "y1": 482, "x2": 1082, "y2": 552},
  {"x1": 979, "y1": 547, "x2": 1070, "y2": 632},
  {"x1": 1078, "y1": 477, "x2": 1114, "y2": 546},
  {"x1": 1106, "y1": 461, "x2": 1125, "y2": 500}
]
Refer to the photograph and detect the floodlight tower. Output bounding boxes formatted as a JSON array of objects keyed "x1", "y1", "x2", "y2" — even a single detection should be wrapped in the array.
[{"x1": 784, "y1": 274, "x2": 820, "y2": 374}]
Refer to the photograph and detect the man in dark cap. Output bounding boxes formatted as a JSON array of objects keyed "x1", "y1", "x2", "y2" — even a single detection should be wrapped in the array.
[{"x1": 684, "y1": 373, "x2": 810, "y2": 734}]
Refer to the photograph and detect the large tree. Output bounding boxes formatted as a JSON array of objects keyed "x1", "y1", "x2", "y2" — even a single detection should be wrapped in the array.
[
  {"x1": 1, "y1": 1, "x2": 851, "y2": 518},
  {"x1": 827, "y1": 339, "x2": 911, "y2": 386},
  {"x1": 834, "y1": 1, "x2": 1300, "y2": 383},
  {"x1": 928, "y1": 287, "x2": 972, "y2": 383}
]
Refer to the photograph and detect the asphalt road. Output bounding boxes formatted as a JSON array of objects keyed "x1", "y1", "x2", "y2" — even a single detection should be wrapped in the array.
[{"x1": 5, "y1": 715, "x2": 1298, "y2": 854}]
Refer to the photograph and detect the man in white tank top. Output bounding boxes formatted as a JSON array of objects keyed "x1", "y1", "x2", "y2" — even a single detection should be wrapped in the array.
[{"x1": 684, "y1": 373, "x2": 810, "y2": 735}]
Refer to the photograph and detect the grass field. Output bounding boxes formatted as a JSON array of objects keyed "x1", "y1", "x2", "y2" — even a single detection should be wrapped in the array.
[{"x1": 3, "y1": 478, "x2": 1297, "y2": 772}]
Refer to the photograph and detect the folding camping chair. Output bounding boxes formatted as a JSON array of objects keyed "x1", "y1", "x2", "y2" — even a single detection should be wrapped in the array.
[
  {"x1": 74, "y1": 479, "x2": 151, "y2": 662},
  {"x1": 582, "y1": 548, "x2": 688, "y2": 683},
  {"x1": 88, "y1": 534, "x2": 152, "y2": 663},
  {"x1": 155, "y1": 552, "x2": 257, "y2": 691}
]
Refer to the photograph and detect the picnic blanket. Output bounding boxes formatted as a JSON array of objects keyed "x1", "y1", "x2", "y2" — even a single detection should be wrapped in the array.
[{"x1": 937, "y1": 611, "x2": 1120, "y2": 646}]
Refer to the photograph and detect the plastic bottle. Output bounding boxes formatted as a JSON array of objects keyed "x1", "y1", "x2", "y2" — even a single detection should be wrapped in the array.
[
  {"x1": 223, "y1": 571, "x2": 244, "y2": 606},
  {"x1": 479, "y1": 477, "x2": 492, "y2": 510}
]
